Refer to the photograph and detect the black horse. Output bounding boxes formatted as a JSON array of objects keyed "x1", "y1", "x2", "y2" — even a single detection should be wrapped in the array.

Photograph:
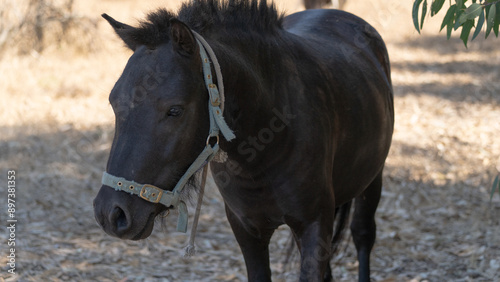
[{"x1": 93, "y1": 0, "x2": 393, "y2": 281}]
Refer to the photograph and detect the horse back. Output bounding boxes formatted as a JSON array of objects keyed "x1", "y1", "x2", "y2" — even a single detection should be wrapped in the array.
[{"x1": 283, "y1": 9, "x2": 391, "y2": 82}]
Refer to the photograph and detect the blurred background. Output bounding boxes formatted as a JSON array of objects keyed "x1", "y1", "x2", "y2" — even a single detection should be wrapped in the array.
[{"x1": 0, "y1": 0, "x2": 499, "y2": 281}]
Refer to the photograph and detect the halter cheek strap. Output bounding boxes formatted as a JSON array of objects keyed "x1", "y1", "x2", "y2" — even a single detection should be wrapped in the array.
[{"x1": 101, "y1": 31, "x2": 234, "y2": 234}]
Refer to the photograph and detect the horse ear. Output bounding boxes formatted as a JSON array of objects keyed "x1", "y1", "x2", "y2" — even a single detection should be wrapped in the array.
[
  {"x1": 102, "y1": 13, "x2": 138, "y2": 51},
  {"x1": 169, "y1": 19, "x2": 198, "y2": 56}
]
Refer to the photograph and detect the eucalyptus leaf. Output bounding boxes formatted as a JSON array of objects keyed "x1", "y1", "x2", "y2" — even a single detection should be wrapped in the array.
[
  {"x1": 454, "y1": 9, "x2": 465, "y2": 29},
  {"x1": 486, "y1": 3, "x2": 496, "y2": 38},
  {"x1": 464, "y1": 3, "x2": 484, "y2": 20},
  {"x1": 472, "y1": 9, "x2": 485, "y2": 40},
  {"x1": 431, "y1": 0, "x2": 446, "y2": 16},
  {"x1": 413, "y1": 0, "x2": 424, "y2": 33},
  {"x1": 421, "y1": 0, "x2": 428, "y2": 30},
  {"x1": 447, "y1": 18, "x2": 454, "y2": 38},
  {"x1": 441, "y1": 5, "x2": 457, "y2": 31},
  {"x1": 458, "y1": 3, "x2": 483, "y2": 25},
  {"x1": 457, "y1": 12, "x2": 468, "y2": 25},
  {"x1": 460, "y1": 19, "x2": 474, "y2": 47},
  {"x1": 494, "y1": 2, "x2": 500, "y2": 36},
  {"x1": 412, "y1": 0, "x2": 500, "y2": 46}
]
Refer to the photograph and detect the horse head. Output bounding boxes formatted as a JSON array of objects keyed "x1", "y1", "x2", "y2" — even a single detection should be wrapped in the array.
[{"x1": 93, "y1": 14, "x2": 211, "y2": 240}]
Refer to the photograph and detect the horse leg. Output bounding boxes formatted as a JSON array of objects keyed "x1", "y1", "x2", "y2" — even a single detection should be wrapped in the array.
[
  {"x1": 350, "y1": 171, "x2": 383, "y2": 282},
  {"x1": 224, "y1": 204, "x2": 274, "y2": 282},
  {"x1": 289, "y1": 213, "x2": 334, "y2": 282},
  {"x1": 324, "y1": 263, "x2": 333, "y2": 282},
  {"x1": 290, "y1": 227, "x2": 333, "y2": 282}
]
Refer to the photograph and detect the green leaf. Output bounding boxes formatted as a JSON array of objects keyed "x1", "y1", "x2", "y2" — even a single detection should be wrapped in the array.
[
  {"x1": 486, "y1": 3, "x2": 496, "y2": 38},
  {"x1": 463, "y1": 3, "x2": 484, "y2": 22},
  {"x1": 490, "y1": 175, "x2": 499, "y2": 201},
  {"x1": 454, "y1": 9, "x2": 466, "y2": 29},
  {"x1": 460, "y1": 19, "x2": 475, "y2": 47},
  {"x1": 431, "y1": 0, "x2": 446, "y2": 16},
  {"x1": 457, "y1": 11, "x2": 469, "y2": 25},
  {"x1": 413, "y1": 0, "x2": 424, "y2": 33},
  {"x1": 494, "y1": 3, "x2": 500, "y2": 36},
  {"x1": 421, "y1": 0, "x2": 428, "y2": 30},
  {"x1": 441, "y1": 4, "x2": 457, "y2": 31},
  {"x1": 447, "y1": 19, "x2": 454, "y2": 39},
  {"x1": 472, "y1": 8, "x2": 485, "y2": 41}
]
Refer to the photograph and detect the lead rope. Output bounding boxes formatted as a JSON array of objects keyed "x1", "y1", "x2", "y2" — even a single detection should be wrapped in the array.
[
  {"x1": 184, "y1": 165, "x2": 208, "y2": 257},
  {"x1": 183, "y1": 31, "x2": 226, "y2": 257}
]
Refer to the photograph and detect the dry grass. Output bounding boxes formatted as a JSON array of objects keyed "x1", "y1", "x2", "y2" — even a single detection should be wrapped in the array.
[
  {"x1": 1, "y1": 0, "x2": 499, "y2": 281},
  {"x1": 0, "y1": 0, "x2": 101, "y2": 56}
]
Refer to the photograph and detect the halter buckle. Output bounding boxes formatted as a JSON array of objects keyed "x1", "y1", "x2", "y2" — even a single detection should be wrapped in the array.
[
  {"x1": 139, "y1": 184, "x2": 164, "y2": 204},
  {"x1": 208, "y1": 84, "x2": 221, "y2": 106}
]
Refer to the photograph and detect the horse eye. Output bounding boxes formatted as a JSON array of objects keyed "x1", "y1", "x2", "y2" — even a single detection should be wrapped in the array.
[{"x1": 167, "y1": 106, "x2": 183, "y2": 117}]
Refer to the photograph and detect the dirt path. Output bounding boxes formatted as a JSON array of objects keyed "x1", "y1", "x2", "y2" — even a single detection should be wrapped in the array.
[{"x1": 1, "y1": 0, "x2": 499, "y2": 281}]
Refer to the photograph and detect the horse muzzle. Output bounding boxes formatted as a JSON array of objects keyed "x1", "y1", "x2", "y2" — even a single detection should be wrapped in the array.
[{"x1": 93, "y1": 185, "x2": 158, "y2": 240}]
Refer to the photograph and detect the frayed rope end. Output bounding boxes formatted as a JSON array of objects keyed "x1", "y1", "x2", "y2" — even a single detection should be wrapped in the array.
[{"x1": 184, "y1": 244, "x2": 196, "y2": 258}]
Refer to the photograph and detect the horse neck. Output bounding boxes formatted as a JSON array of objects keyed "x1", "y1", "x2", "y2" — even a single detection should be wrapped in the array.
[
  {"x1": 213, "y1": 34, "x2": 288, "y2": 127},
  {"x1": 203, "y1": 31, "x2": 292, "y2": 161}
]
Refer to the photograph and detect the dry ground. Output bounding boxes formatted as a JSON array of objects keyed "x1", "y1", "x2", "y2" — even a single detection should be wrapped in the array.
[{"x1": 1, "y1": 0, "x2": 499, "y2": 281}]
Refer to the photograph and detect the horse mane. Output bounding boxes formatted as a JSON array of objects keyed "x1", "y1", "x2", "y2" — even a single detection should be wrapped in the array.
[
  {"x1": 179, "y1": 0, "x2": 284, "y2": 33},
  {"x1": 124, "y1": 0, "x2": 284, "y2": 48}
]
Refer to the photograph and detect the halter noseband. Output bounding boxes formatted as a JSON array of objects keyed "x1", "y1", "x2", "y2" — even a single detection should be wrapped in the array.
[{"x1": 101, "y1": 31, "x2": 235, "y2": 233}]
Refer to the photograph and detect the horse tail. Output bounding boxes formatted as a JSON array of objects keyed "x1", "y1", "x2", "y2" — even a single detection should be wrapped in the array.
[{"x1": 331, "y1": 200, "x2": 352, "y2": 256}]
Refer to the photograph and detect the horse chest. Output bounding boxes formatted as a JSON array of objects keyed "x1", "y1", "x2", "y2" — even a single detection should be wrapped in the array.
[{"x1": 212, "y1": 168, "x2": 284, "y2": 225}]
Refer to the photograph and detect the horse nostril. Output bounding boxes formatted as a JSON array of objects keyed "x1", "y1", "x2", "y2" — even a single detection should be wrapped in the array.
[{"x1": 110, "y1": 206, "x2": 130, "y2": 234}]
